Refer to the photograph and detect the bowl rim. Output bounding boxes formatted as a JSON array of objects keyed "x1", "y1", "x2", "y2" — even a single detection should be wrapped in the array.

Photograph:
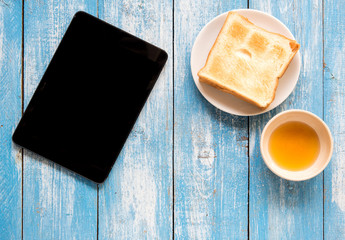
[{"x1": 260, "y1": 109, "x2": 334, "y2": 181}]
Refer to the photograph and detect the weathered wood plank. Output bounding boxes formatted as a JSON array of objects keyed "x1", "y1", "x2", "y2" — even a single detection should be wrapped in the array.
[
  {"x1": 98, "y1": 0, "x2": 173, "y2": 239},
  {"x1": 23, "y1": 1, "x2": 98, "y2": 239},
  {"x1": 249, "y1": 0, "x2": 324, "y2": 239},
  {"x1": 324, "y1": 0, "x2": 345, "y2": 238},
  {"x1": 0, "y1": 1, "x2": 22, "y2": 239},
  {"x1": 174, "y1": 1, "x2": 248, "y2": 239}
]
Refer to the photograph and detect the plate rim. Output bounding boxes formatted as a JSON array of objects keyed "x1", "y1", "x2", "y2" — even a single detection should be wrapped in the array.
[{"x1": 190, "y1": 9, "x2": 301, "y2": 116}]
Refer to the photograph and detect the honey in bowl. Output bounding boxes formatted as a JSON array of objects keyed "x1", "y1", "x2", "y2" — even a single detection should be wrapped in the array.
[{"x1": 268, "y1": 121, "x2": 320, "y2": 171}]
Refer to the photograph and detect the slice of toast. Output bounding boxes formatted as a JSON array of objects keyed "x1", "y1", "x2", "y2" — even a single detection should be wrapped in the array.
[{"x1": 197, "y1": 12, "x2": 300, "y2": 109}]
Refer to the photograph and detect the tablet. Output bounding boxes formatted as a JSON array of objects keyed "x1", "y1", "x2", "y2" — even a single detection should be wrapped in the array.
[{"x1": 13, "y1": 11, "x2": 168, "y2": 183}]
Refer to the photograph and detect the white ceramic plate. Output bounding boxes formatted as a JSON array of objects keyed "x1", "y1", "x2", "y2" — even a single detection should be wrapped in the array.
[{"x1": 191, "y1": 9, "x2": 301, "y2": 116}]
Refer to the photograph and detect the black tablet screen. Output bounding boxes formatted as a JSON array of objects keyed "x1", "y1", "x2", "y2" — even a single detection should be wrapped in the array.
[{"x1": 13, "y1": 11, "x2": 167, "y2": 183}]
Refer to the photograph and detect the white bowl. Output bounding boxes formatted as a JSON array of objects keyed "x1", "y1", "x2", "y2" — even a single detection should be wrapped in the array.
[{"x1": 260, "y1": 110, "x2": 333, "y2": 181}]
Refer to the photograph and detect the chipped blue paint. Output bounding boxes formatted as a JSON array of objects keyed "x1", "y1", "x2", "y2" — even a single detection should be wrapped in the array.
[
  {"x1": 22, "y1": 1, "x2": 98, "y2": 239},
  {"x1": 174, "y1": 1, "x2": 249, "y2": 239},
  {"x1": 249, "y1": 1, "x2": 324, "y2": 239},
  {"x1": 0, "y1": 1, "x2": 22, "y2": 239},
  {"x1": 98, "y1": 0, "x2": 173, "y2": 239},
  {"x1": 0, "y1": 0, "x2": 345, "y2": 239},
  {"x1": 324, "y1": 0, "x2": 345, "y2": 238}
]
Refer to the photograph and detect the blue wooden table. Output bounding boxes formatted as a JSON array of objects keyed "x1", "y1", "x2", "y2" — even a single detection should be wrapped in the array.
[{"x1": 1, "y1": 0, "x2": 344, "y2": 239}]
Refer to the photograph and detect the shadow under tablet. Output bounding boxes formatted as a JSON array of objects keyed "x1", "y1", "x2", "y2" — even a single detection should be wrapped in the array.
[{"x1": 12, "y1": 11, "x2": 168, "y2": 183}]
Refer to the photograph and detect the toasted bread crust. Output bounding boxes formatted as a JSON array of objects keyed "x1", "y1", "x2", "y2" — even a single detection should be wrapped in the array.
[
  {"x1": 197, "y1": 12, "x2": 300, "y2": 110},
  {"x1": 198, "y1": 12, "x2": 235, "y2": 80},
  {"x1": 199, "y1": 75, "x2": 269, "y2": 109}
]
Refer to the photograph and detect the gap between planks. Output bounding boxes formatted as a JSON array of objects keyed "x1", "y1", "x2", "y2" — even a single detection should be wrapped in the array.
[{"x1": 21, "y1": 0, "x2": 25, "y2": 239}]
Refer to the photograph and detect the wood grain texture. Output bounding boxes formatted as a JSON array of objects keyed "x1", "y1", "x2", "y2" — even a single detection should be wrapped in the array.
[
  {"x1": 249, "y1": 0, "x2": 324, "y2": 239},
  {"x1": 23, "y1": 1, "x2": 98, "y2": 239},
  {"x1": 324, "y1": 0, "x2": 345, "y2": 238},
  {"x1": 97, "y1": 0, "x2": 173, "y2": 239},
  {"x1": 1, "y1": 0, "x2": 344, "y2": 238},
  {"x1": 174, "y1": 1, "x2": 249, "y2": 239},
  {"x1": 0, "y1": 1, "x2": 22, "y2": 239}
]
